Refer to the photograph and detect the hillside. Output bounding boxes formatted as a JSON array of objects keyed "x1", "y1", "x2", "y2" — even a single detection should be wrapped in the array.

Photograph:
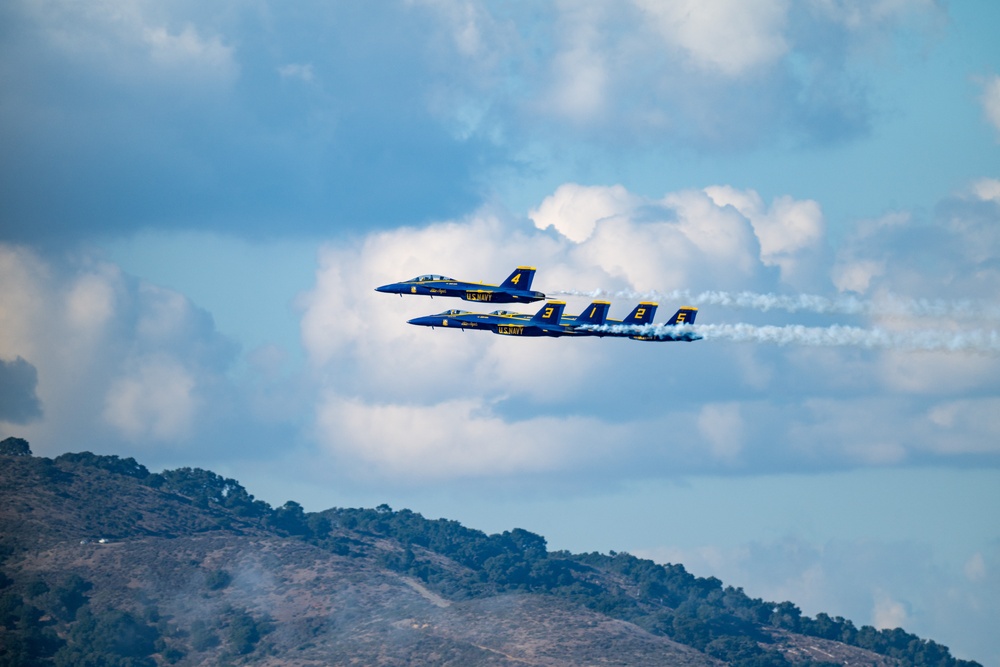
[{"x1": 0, "y1": 445, "x2": 982, "y2": 667}]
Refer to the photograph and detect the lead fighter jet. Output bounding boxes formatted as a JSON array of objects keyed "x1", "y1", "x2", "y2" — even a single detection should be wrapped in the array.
[{"x1": 375, "y1": 266, "x2": 545, "y2": 304}]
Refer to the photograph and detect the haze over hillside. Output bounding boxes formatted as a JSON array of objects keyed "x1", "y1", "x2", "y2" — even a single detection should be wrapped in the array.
[{"x1": 0, "y1": 440, "x2": 984, "y2": 666}]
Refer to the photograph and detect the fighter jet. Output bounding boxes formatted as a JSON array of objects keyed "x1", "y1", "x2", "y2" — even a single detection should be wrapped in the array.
[
  {"x1": 407, "y1": 300, "x2": 612, "y2": 337},
  {"x1": 375, "y1": 266, "x2": 545, "y2": 303}
]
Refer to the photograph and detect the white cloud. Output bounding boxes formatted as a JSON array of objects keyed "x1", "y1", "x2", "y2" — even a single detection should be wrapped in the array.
[
  {"x1": 921, "y1": 399, "x2": 1000, "y2": 455},
  {"x1": 103, "y1": 357, "x2": 198, "y2": 441},
  {"x1": 705, "y1": 186, "x2": 825, "y2": 287},
  {"x1": 964, "y1": 553, "x2": 986, "y2": 582},
  {"x1": 530, "y1": 183, "x2": 639, "y2": 244},
  {"x1": 65, "y1": 268, "x2": 119, "y2": 334},
  {"x1": 528, "y1": 185, "x2": 771, "y2": 291},
  {"x1": 542, "y1": 4, "x2": 611, "y2": 125},
  {"x1": 277, "y1": 63, "x2": 315, "y2": 83},
  {"x1": 831, "y1": 196, "x2": 1000, "y2": 398},
  {"x1": 633, "y1": 0, "x2": 790, "y2": 77},
  {"x1": 21, "y1": 0, "x2": 237, "y2": 88},
  {"x1": 143, "y1": 24, "x2": 234, "y2": 77},
  {"x1": 296, "y1": 181, "x2": 1000, "y2": 481},
  {"x1": 971, "y1": 177, "x2": 1000, "y2": 204},
  {"x1": 872, "y1": 589, "x2": 910, "y2": 629},
  {"x1": 408, "y1": 0, "x2": 495, "y2": 59},
  {"x1": 0, "y1": 243, "x2": 236, "y2": 457},
  {"x1": 315, "y1": 393, "x2": 618, "y2": 480},
  {"x1": 981, "y1": 76, "x2": 1000, "y2": 136},
  {"x1": 831, "y1": 259, "x2": 884, "y2": 293},
  {"x1": 697, "y1": 403, "x2": 744, "y2": 464}
]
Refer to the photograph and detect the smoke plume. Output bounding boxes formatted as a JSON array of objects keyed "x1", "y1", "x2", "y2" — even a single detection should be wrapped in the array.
[
  {"x1": 554, "y1": 289, "x2": 1000, "y2": 321},
  {"x1": 586, "y1": 323, "x2": 1000, "y2": 353}
]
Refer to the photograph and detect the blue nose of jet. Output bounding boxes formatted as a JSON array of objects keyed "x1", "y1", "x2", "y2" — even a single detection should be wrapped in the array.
[
  {"x1": 407, "y1": 315, "x2": 442, "y2": 327},
  {"x1": 375, "y1": 284, "x2": 396, "y2": 293}
]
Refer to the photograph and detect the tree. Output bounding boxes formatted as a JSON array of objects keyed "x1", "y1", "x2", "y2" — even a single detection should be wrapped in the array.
[
  {"x1": 55, "y1": 452, "x2": 148, "y2": 478},
  {"x1": 0, "y1": 437, "x2": 30, "y2": 456},
  {"x1": 226, "y1": 609, "x2": 262, "y2": 655},
  {"x1": 268, "y1": 501, "x2": 308, "y2": 536}
]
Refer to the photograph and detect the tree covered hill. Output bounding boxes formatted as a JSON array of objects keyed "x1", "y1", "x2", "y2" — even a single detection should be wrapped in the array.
[{"x1": 0, "y1": 443, "x2": 983, "y2": 667}]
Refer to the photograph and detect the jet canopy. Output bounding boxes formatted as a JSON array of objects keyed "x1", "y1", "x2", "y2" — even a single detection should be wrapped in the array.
[
  {"x1": 411, "y1": 274, "x2": 453, "y2": 282},
  {"x1": 489, "y1": 310, "x2": 519, "y2": 316}
]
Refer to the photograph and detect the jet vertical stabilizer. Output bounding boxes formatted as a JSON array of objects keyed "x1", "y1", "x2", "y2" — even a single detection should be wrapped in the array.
[
  {"x1": 574, "y1": 301, "x2": 611, "y2": 327},
  {"x1": 621, "y1": 302, "x2": 658, "y2": 326},
  {"x1": 499, "y1": 266, "x2": 537, "y2": 291},
  {"x1": 666, "y1": 307, "x2": 698, "y2": 325},
  {"x1": 530, "y1": 301, "x2": 566, "y2": 326}
]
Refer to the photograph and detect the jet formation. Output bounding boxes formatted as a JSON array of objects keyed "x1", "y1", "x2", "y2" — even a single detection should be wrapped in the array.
[{"x1": 376, "y1": 267, "x2": 701, "y2": 342}]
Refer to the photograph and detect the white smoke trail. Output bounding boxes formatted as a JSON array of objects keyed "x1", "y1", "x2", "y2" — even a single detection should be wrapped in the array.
[
  {"x1": 554, "y1": 289, "x2": 1000, "y2": 321},
  {"x1": 585, "y1": 323, "x2": 1000, "y2": 354}
]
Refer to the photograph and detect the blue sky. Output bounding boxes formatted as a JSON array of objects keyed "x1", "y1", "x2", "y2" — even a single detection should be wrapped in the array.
[{"x1": 2, "y1": 0, "x2": 999, "y2": 662}]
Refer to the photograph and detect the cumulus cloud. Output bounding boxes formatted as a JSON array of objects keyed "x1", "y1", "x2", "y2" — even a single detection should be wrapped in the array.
[
  {"x1": 0, "y1": 0, "x2": 950, "y2": 240},
  {"x1": 315, "y1": 394, "x2": 618, "y2": 480},
  {"x1": 705, "y1": 186, "x2": 826, "y2": 289},
  {"x1": 633, "y1": 0, "x2": 790, "y2": 77},
  {"x1": 103, "y1": 357, "x2": 198, "y2": 441},
  {"x1": 299, "y1": 181, "x2": 1000, "y2": 481},
  {"x1": 8, "y1": 179, "x2": 998, "y2": 483},
  {"x1": 530, "y1": 184, "x2": 639, "y2": 243},
  {"x1": 0, "y1": 244, "x2": 238, "y2": 457}
]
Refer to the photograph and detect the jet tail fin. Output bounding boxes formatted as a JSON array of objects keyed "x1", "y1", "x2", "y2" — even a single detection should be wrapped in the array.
[
  {"x1": 500, "y1": 266, "x2": 536, "y2": 290},
  {"x1": 621, "y1": 302, "x2": 658, "y2": 326},
  {"x1": 666, "y1": 307, "x2": 698, "y2": 325},
  {"x1": 575, "y1": 301, "x2": 610, "y2": 326},
  {"x1": 530, "y1": 301, "x2": 565, "y2": 325}
]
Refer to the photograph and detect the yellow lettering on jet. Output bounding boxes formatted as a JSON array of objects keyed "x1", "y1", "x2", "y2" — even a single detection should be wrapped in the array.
[
  {"x1": 466, "y1": 291, "x2": 493, "y2": 301},
  {"x1": 543, "y1": 307, "x2": 554, "y2": 318},
  {"x1": 635, "y1": 308, "x2": 646, "y2": 319},
  {"x1": 676, "y1": 313, "x2": 686, "y2": 322},
  {"x1": 511, "y1": 273, "x2": 521, "y2": 284},
  {"x1": 498, "y1": 325, "x2": 524, "y2": 335}
]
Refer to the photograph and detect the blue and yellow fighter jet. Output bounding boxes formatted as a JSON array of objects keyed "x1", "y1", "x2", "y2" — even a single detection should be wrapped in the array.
[
  {"x1": 408, "y1": 300, "x2": 611, "y2": 337},
  {"x1": 375, "y1": 266, "x2": 545, "y2": 304}
]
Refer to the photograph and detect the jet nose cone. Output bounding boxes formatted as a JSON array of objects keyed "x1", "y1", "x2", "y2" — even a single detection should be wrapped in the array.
[
  {"x1": 407, "y1": 316, "x2": 437, "y2": 326},
  {"x1": 375, "y1": 284, "x2": 393, "y2": 293}
]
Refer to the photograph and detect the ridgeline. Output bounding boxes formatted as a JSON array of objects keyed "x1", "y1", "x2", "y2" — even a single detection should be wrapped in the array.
[{"x1": 0, "y1": 440, "x2": 982, "y2": 666}]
